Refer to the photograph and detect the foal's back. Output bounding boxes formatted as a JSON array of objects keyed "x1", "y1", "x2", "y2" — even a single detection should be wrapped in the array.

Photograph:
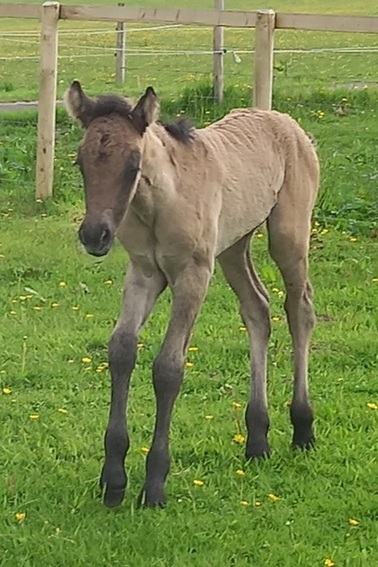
[{"x1": 196, "y1": 108, "x2": 319, "y2": 256}]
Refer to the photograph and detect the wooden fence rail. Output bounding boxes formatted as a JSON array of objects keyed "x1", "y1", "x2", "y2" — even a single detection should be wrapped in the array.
[{"x1": 1, "y1": 2, "x2": 378, "y2": 199}]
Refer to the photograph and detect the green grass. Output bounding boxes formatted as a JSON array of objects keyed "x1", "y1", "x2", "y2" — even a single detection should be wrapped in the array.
[
  {"x1": 1, "y1": 1, "x2": 378, "y2": 565},
  {"x1": 1, "y1": 208, "x2": 378, "y2": 566},
  {"x1": 1, "y1": 0, "x2": 378, "y2": 102}
]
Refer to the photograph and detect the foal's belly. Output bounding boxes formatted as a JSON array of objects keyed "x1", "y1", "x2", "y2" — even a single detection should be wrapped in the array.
[{"x1": 215, "y1": 182, "x2": 281, "y2": 256}]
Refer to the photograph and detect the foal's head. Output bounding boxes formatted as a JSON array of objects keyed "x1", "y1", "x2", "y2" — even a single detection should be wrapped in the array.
[{"x1": 64, "y1": 81, "x2": 159, "y2": 256}]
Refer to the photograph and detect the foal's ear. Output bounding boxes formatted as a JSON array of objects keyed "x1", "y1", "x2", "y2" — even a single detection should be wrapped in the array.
[
  {"x1": 64, "y1": 80, "x2": 95, "y2": 128},
  {"x1": 131, "y1": 86, "x2": 159, "y2": 134}
]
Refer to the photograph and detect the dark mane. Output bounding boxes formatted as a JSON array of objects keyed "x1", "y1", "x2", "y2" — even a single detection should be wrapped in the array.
[
  {"x1": 162, "y1": 118, "x2": 195, "y2": 144},
  {"x1": 89, "y1": 95, "x2": 195, "y2": 143},
  {"x1": 90, "y1": 95, "x2": 133, "y2": 120}
]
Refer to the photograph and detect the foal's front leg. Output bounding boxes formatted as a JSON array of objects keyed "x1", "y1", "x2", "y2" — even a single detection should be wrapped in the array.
[
  {"x1": 138, "y1": 260, "x2": 212, "y2": 508},
  {"x1": 101, "y1": 262, "x2": 166, "y2": 508}
]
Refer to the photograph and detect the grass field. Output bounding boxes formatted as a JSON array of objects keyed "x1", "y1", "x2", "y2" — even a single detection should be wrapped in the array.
[
  {"x1": 1, "y1": 0, "x2": 378, "y2": 102},
  {"x1": 1, "y1": 0, "x2": 378, "y2": 565}
]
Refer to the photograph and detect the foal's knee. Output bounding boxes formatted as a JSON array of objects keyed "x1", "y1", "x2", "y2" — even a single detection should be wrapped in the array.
[
  {"x1": 152, "y1": 353, "x2": 184, "y2": 399},
  {"x1": 108, "y1": 329, "x2": 138, "y2": 375}
]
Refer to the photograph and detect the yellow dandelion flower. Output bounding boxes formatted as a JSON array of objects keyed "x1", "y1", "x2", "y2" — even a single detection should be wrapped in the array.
[
  {"x1": 137, "y1": 343, "x2": 144, "y2": 349},
  {"x1": 51, "y1": 303, "x2": 59, "y2": 308},
  {"x1": 19, "y1": 295, "x2": 27, "y2": 301},
  {"x1": 204, "y1": 414, "x2": 214, "y2": 420},
  {"x1": 236, "y1": 469, "x2": 245, "y2": 477},
  {"x1": 10, "y1": 311, "x2": 16, "y2": 315},
  {"x1": 193, "y1": 479, "x2": 204, "y2": 487},
  {"x1": 104, "y1": 280, "x2": 113, "y2": 285},
  {"x1": 85, "y1": 314, "x2": 94, "y2": 319},
  {"x1": 58, "y1": 408, "x2": 68, "y2": 414},
  {"x1": 68, "y1": 359, "x2": 74, "y2": 364},
  {"x1": 11, "y1": 299, "x2": 17, "y2": 303},
  {"x1": 233, "y1": 434, "x2": 245, "y2": 444},
  {"x1": 59, "y1": 281, "x2": 67, "y2": 288},
  {"x1": 256, "y1": 233, "x2": 263, "y2": 239},
  {"x1": 239, "y1": 326, "x2": 247, "y2": 331},
  {"x1": 188, "y1": 346, "x2": 198, "y2": 352},
  {"x1": 321, "y1": 228, "x2": 329, "y2": 235},
  {"x1": 72, "y1": 306, "x2": 79, "y2": 311},
  {"x1": 33, "y1": 306, "x2": 42, "y2": 311},
  {"x1": 141, "y1": 447, "x2": 149, "y2": 454},
  {"x1": 272, "y1": 315, "x2": 280, "y2": 322},
  {"x1": 272, "y1": 287, "x2": 280, "y2": 293},
  {"x1": 232, "y1": 402, "x2": 242, "y2": 409},
  {"x1": 240, "y1": 500, "x2": 249, "y2": 506},
  {"x1": 2, "y1": 387, "x2": 12, "y2": 395},
  {"x1": 349, "y1": 237, "x2": 357, "y2": 242},
  {"x1": 29, "y1": 414, "x2": 39, "y2": 420},
  {"x1": 255, "y1": 500, "x2": 262, "y2": 507},
  {"x1": 15, "y1": 512, "x2": 26, "y2": 522},
  {"x1": 372, "y1": 278, "x2": 378, "y2": 283},
  {"x1": 186, "y1": 362, "x2": 194, "y2": 368},
  {"x1": 324, "y1": 559, "x2": 335, "y2": 567},
  {"x1": 277, "y1": 291, "x2": 284, "y2": 298},
  {"x1": 268, "y1": 493, "x2": 280, "y2": 502},
  {"x1": 367, "y1": 402, "x2": 377, "y2": 410},
  {"x1": 348, "y1": 518, "x2": 359, "y2": 526},
  {"x1": 36, "y1": 199, "x2": 43, "y2": 203},
  {"x1": 82, "y1": 357, "x2": 92, "y2": 364},
  {"x1": 0, "y1": 254, "x2": 5, "y2": 259}
]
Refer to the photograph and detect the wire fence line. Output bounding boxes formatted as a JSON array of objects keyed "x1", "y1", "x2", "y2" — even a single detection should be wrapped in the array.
[
  {"x1": 2, "y1": 45, "x2": 378, "y2": 61},
  {"x1": 0, "y1": 24, "x2": 187, "y2": 36}
]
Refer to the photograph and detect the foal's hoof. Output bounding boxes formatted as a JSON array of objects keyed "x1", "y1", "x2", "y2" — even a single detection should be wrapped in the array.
[
  {"x1": 136, "y1": 483, "x2": 166, "y2": 509},
  {"x1": 100, "y1": 466, "x2": 127, "y2": 508},
  {"x1": 245, "y1": 439, "x2": 271, "y2": 460},
  {"x1": 290, "y1": 404, "x2": 314, "y2": 452},
  {"x1": 292, "y1": 431, "x2": 315, "y2": 452}
]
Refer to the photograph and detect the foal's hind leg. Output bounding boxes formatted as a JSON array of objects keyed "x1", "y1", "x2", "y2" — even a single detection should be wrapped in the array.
[
  {"x1": 267, "y1": 204, "x2": 316, "y2": 450},
  {"x1": 218, "y1": 234, "x2": 271, "y2": 459}
]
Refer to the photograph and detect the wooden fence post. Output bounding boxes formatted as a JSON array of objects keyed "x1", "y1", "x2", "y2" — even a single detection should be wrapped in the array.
[
  {"x1": 36, "y1": 1, "x2": 60, "y2": 200},
  {"x1": 253, "y1": 9, "x2": 275, "y2": 110},
  {"x1": 115, "y1": 2, "x2": 126, "y2": 84},
  {"x1": 213, "y1": 0, "x2": 224, "y2": 103}
]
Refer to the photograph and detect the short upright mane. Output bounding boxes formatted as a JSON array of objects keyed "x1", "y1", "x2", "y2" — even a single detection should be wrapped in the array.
[
  {"x1": 90, "y1": 95, "x2": 134, "y2": 120},
  {"x1": 162, "y1": 118, "x2": 195, "y2": 144},
  {"x1": 89, "y1": 94, "x2": 195, "y2": 144}
]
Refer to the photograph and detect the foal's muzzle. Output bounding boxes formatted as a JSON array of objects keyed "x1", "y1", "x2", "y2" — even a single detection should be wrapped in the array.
[{"x1": 78, "y1": 219, "x2": 114, "y2": 257}]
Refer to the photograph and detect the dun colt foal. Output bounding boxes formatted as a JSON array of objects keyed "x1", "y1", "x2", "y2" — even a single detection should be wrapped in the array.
[{"x1": 65, "y1": 81, "x2": 320, "y2": 508}]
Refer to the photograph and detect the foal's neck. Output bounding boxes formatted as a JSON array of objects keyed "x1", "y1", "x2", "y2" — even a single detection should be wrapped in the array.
[{"x1": 140, "y1": 124, "x2": 177, "y2": 191}]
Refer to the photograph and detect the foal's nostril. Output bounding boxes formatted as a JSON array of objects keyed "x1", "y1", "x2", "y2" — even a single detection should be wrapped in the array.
[
  {"x1": 100, "y1": 227, "x2": 111, "y2": 246},
  {"x1": 78, "y1": 224, "x2": 86, "y2": 245}
]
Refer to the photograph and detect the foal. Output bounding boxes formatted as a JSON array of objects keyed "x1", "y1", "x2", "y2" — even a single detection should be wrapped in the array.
[{"x1": 65, "y1": 81, "x2": 320, "y2": 508}]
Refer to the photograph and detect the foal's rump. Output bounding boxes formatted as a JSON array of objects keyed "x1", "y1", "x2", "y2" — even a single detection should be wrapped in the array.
[{"x1": 207, "y1": 108, "x2": 319, "y2": 256}]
